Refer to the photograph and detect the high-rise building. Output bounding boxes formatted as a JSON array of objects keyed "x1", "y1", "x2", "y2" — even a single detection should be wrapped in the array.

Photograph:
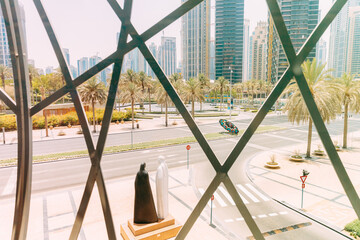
[
  {"x1": 267, "y1": 0, "x2": 319, "y2": 82},
  {"x1": 89, "y1": 55, "x2": 109, "y2": 84},
  {"x1": 215, "y1": 0, "x2": 244, "y2": 83},
  {"x1": 316, "y1": 38, "x2": 327, "y2": 66},
  {"x1": 77, "y1": 57, "x2": 89, "y2": 76},
  {"x1": 243, "y1": 19, "x2": 250, "y2": 82},
  {"x1": 346, "y1": 6, "x2": 360, "y2": 74},
  {"x1": 62, "y1": 48, "x2": 70, "y2": 66},
  {"x1": 70, "y1": 65, "x2": 78, "y2": 79},
  {"x1": 209, "y1": 41, "x2": 215, "y2": 80},
  {"x1": 160, "y1": 36, "x2": 176, "y2": 76},
  {"x1": 89, "y1": 55, "x2": 101, "y2": 68},
  {"x1": 328, "y1": 0, "x2": 360, "y2": 77},
  {"x1": 181, "y1": 0, "x2": 210, "y2": 80},
  {"x1": 0, "y1": 3, "x2": 26, "y2": 67},
  {"x1": 147, "y1": 42, "x2": 157, "y2": 78},
  {"x1": 251, "y1": 21, "x2": 267, "y2": 81},
  {"x1": 248, "y1": 35, "x2": 253, "y2": 80},
  {"x1": 45, "y1": 66, "x2": 54, "y2": 75}
]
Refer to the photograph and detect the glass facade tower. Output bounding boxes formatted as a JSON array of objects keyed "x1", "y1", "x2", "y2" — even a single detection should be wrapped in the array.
[{"x1": 215, "y1": 0, "x2": 244, "y2": 83}]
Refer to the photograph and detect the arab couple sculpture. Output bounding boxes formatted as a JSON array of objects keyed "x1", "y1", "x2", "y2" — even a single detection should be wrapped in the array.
[{"x1": 134, "y1": 156, "x2": 168, "y2": 223}]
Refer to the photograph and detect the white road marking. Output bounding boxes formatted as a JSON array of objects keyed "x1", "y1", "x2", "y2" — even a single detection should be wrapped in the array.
[
  {"x1": 225, "y1": 219, "x2": 234, "y2": 223},
  {"x1": 2, "y1": 168, "x2": 16, "y2": 196},
  {"x1": 237, "y1": 184, "x2": 259, "y2": 203},
  {"x1": 245, "y1": 184, "x2": 270, "y2": 201},
  {"x1": 263, "y1": 133, "x2": 304, "y2": 143},
  {"x1": 235, "y1": 217, "x2": 244, "y2": 221},
  {"x1": 142, "y1": 150, "x2": 150, "y2": 154},
  {"x1": 252, "y1": 216, "x2": 256, "y2": 219},
  {"x1": 198, "y1": 188, "x2": 215, "y2": 208},
  {"x1": 213, "y1": 192, "x2": 227, "y2": 207},
  {"x1": 218, "y1": 186, "x2": 235, "y2": 205},
  {"x1": 268, "y1": 213, "x2": 278, "y2": 217},
  {"x1": 258, "y1": 214, "x2": 267, "y2": 218},
  {"x1": 279, "y1": 211, "x2": 288, "y2": 215},
  {"x1": 166, "y1": 154, "x2": 177, "y2": 158}
]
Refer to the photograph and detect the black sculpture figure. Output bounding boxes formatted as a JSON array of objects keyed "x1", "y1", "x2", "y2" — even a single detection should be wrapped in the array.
[{"x1": 134, "y1": 163, "x2": 158, "y2": 223}]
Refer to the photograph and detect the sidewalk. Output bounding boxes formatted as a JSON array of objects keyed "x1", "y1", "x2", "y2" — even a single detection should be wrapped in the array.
[
  {"x1": 0, "y1": 165, "x2": 230, "y2": 240},
  {"x1": 0, "y1": 111, "x2": 255, "y2": 144},
  {"x1": 248, "y1": 131, "x2": 360, "y2": 237}
]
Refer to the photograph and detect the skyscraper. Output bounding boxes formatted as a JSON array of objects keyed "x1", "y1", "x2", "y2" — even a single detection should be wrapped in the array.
[
  {"x1": 328, "y1": 0, "x2": 360, "y2": 77},
  {"x1": 243, "y1": 19, "x2": 250, "y2": 82},
  {"x1": 267, "y1": 0, "x2": 319, "y2": 82},
  {"x1": 147, "y1": 42, "x2": 157, "y2": 78},
  {"x1": 251, "y1": 21, "x2": 267, "y2": 81},
  {"x1": 89, "y1": 55, "x2": 101, "y2": 68},
  {"x1": 215, "y1": 0, "x2": 244, "y2": 83},
  {"x1": 181, "y1": 0, "x2": 210, "y2": 80},
  {"x1": 316, "y1": 38, "x2": 327, "y2": 66},
  {"x1": 0, "y1": 3, "x2": 26, "y2": 67},
  {"x1": 346, "y1": 6, "x2": 360, "y2": 74},
  {"x1": 62, "y1": 48, "x2": 70, "y2": 66},
  {"x1": 160, "y1": 36, "x2": 176, "y2": 76},
  {"x1": 77, "y1": 57, "x2": 89, "y2": 76}
]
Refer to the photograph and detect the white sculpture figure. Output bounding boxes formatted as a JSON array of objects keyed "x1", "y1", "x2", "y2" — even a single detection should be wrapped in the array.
[{"x1": 156, "y1": 156, "x2": 169, "y2": 219}]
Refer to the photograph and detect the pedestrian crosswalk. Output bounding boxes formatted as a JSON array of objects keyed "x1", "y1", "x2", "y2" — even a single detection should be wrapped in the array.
[
  {"x1": 198, "y1": 183, "x2": 270, "y2": 208},
  {"x1": 224, "y1": 211, "x2": 288, "y2": 223}
]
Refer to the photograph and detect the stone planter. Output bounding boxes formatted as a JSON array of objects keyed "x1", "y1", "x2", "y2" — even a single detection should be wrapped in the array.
[
  {"x1": 289, "y1": 155, "x2": 304, "y2": 162},
  {"x1": 265, "y1": 162, "x2": 280, "y2": 169},
  {"x1": 313, "y1": 150, "x2": 325, "y2": 156}
]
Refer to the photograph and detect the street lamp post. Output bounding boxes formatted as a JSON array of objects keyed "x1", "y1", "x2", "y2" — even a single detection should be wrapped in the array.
[{"x1": 229, "y1": 66, "x2": 233, "y2": 120}]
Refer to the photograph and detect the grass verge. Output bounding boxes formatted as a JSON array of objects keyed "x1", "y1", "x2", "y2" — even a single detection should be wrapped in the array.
[{"x1": 0, "y1": 125, "x2": 285, "y2": 167}]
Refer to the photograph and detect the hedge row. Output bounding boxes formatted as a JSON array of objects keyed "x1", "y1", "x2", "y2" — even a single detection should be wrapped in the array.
[{"x1": 0, "y1": 109, "x2": 132, "y2": 131}]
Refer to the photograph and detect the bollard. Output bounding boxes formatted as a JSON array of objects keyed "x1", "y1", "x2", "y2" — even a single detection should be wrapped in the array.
[
  {"x1": 2, "y1": 127, "x2": 5, "y2": 144},
  {"x1": 137, "y1": 123, "x2": 139, "y2": 129}
]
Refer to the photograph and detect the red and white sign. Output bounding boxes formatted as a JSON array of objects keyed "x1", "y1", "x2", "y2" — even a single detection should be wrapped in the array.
[
  {"x1": 186, "y1": 145, "x2": 191, "y2": 150},
  {"x1": 211, "y1": 195, "x2": 214, "y2": 201},
  {"x1": 300, "y1": 175, "x2": 307, "y2": 184}
]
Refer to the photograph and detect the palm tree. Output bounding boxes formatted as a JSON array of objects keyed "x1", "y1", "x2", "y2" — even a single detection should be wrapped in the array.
[
  {"x1": 169, "y1": 73, "x2": 182, "y2": 83},
  {"x1": 119, "y1": 80, "x2": 142, "y2": 129},
  {"x1": 33, "y1": 75, "x2": 53, "y2": 137},
  {"x1": 234, "y1": 82, "x2": 244, "y2": 110},
  {"x1": 138, "y1": 71, "x2": 151, "y2": 113},
  {"x1": 146, "y1": 78, "x2": 155, "y2": 113},
  {"x1": 28, "y1": 64, "x2": 39, "y2": 105},
  {"x1": 337, "y1": 73, "x2": 360, "y2": 148},
  {"x1": 0, "y1": 65, "x2": 11, "y2": 90},
  {"x1": 155, "y1": 81, "x2": 170, "y2": 126},
  {"x1": 197, "y1": 73, "x2": 210, "y2": 111},
  {"x1": 214, "y1": 76, "x2": 229, "y2": 111},
  {"x1": 183, "y1": 77, "x2": 204, "y2": 118},
  {"x1": 283, "y1": 59, "x2": 341, "y2": 158},
  {"x1": 79, "y1": 77, "x2": 107, "y2": 133}
]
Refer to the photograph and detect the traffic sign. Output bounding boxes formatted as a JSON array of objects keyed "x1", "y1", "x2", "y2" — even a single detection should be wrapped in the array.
[
  {"x1": 211, "y1": 195, "x2": 214, "y2": 201},
  {"x1": 302, "y1": 184, "x2": 305, "y2": 189},
  {"x1": 300, "y1": 175, "x2": 307, "y2": 184},
  {"x1": 186, "y1": 145, "x2": 191, "y2": 150}
]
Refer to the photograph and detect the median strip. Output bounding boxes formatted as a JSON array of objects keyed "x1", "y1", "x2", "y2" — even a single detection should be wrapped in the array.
[{"x1": 0, "y1": 125, "x2": 285, "y2": 167}]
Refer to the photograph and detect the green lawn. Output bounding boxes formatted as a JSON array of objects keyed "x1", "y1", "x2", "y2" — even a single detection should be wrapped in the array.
[{"x1": 0, "y1": 125, "x2": 285, "y2": 167}]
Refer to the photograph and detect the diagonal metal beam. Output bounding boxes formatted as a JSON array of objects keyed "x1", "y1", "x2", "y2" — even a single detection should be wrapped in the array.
[
  {"x1": 223, "y1": 177, "x2": 264, "y2": 240},
  {"x1": 176, "y1": 174, "x2": 223, "y2": 240},
  {"x1": 107, "y1": 0, "x2": 222, "y2": 172},
  {"x1": 30, "y1": 0, "x2": 205, "y2": 116},
  {"x1": 0, "y1": 87, "x2": 16, "y2": 112},
  {"x1": 292, "y1": 67, "x2": 360, "y2": 220},
  {"x1": 222, "y1": 0, "x2": 348, "y2": 173},
  {"x1": 70, "y1": 1, "x2": 133, "y2": 239}
]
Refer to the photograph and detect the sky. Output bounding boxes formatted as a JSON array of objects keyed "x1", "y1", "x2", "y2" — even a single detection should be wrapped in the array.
[{"x1": 20, "y1": 0, "x2": 332, "y2": 70}]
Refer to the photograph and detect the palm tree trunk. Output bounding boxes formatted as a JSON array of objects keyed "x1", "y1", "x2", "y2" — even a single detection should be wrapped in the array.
[
  {"x1": 306, "y1": 118, "x2": 313, "y2": 158},
  {"x1": 148, "y1": 89, "x2": 151, "y2": 113},
  {"x1": 220, "y1": 89, "x2": 223, "y2": 111},
  {"x1": 192, "y1": 96, "x2": 195, "y2": 119},
  {"x1": 92, "y1": 101, "x2": 96, "y2": 133},
  {"x1": 343, "y1": 103, "x2": 349, "y2": 148},
  {"x1": 1, "y1": 73, "x2": 5, "y2": 89},
  {"x1": 131, "y1": 98, "x2": 135, "y2": 129},
  {"x1": 165, "y1": 97, "x2": 168, "y2": 127}
]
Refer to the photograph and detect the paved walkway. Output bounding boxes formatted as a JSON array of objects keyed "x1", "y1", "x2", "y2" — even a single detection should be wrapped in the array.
[{"x1": 248, "y1": 131, "x2": 360, "y2": 238}]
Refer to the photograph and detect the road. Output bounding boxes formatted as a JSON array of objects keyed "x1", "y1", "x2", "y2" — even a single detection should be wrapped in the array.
[{"x1": 0, "y1": 115, "x2": 358, "y2": 239}]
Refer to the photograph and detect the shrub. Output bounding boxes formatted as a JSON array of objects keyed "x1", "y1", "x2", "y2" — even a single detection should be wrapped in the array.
[
  {"x1": 33, "y1": 116, "x2": 45, "y2": 129},
  {"x1": 63, "y1": 112, "x2": 78, "y2": 125},
  {"x1": 0, "y1": 114, "x2": 16, "y2": 130},
  {"x1": 48, "y1": 115, "x2": 61, "y2": 127},
  {"x1": 345, "y1": 219, "x2": 360, "y2": 238}
]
